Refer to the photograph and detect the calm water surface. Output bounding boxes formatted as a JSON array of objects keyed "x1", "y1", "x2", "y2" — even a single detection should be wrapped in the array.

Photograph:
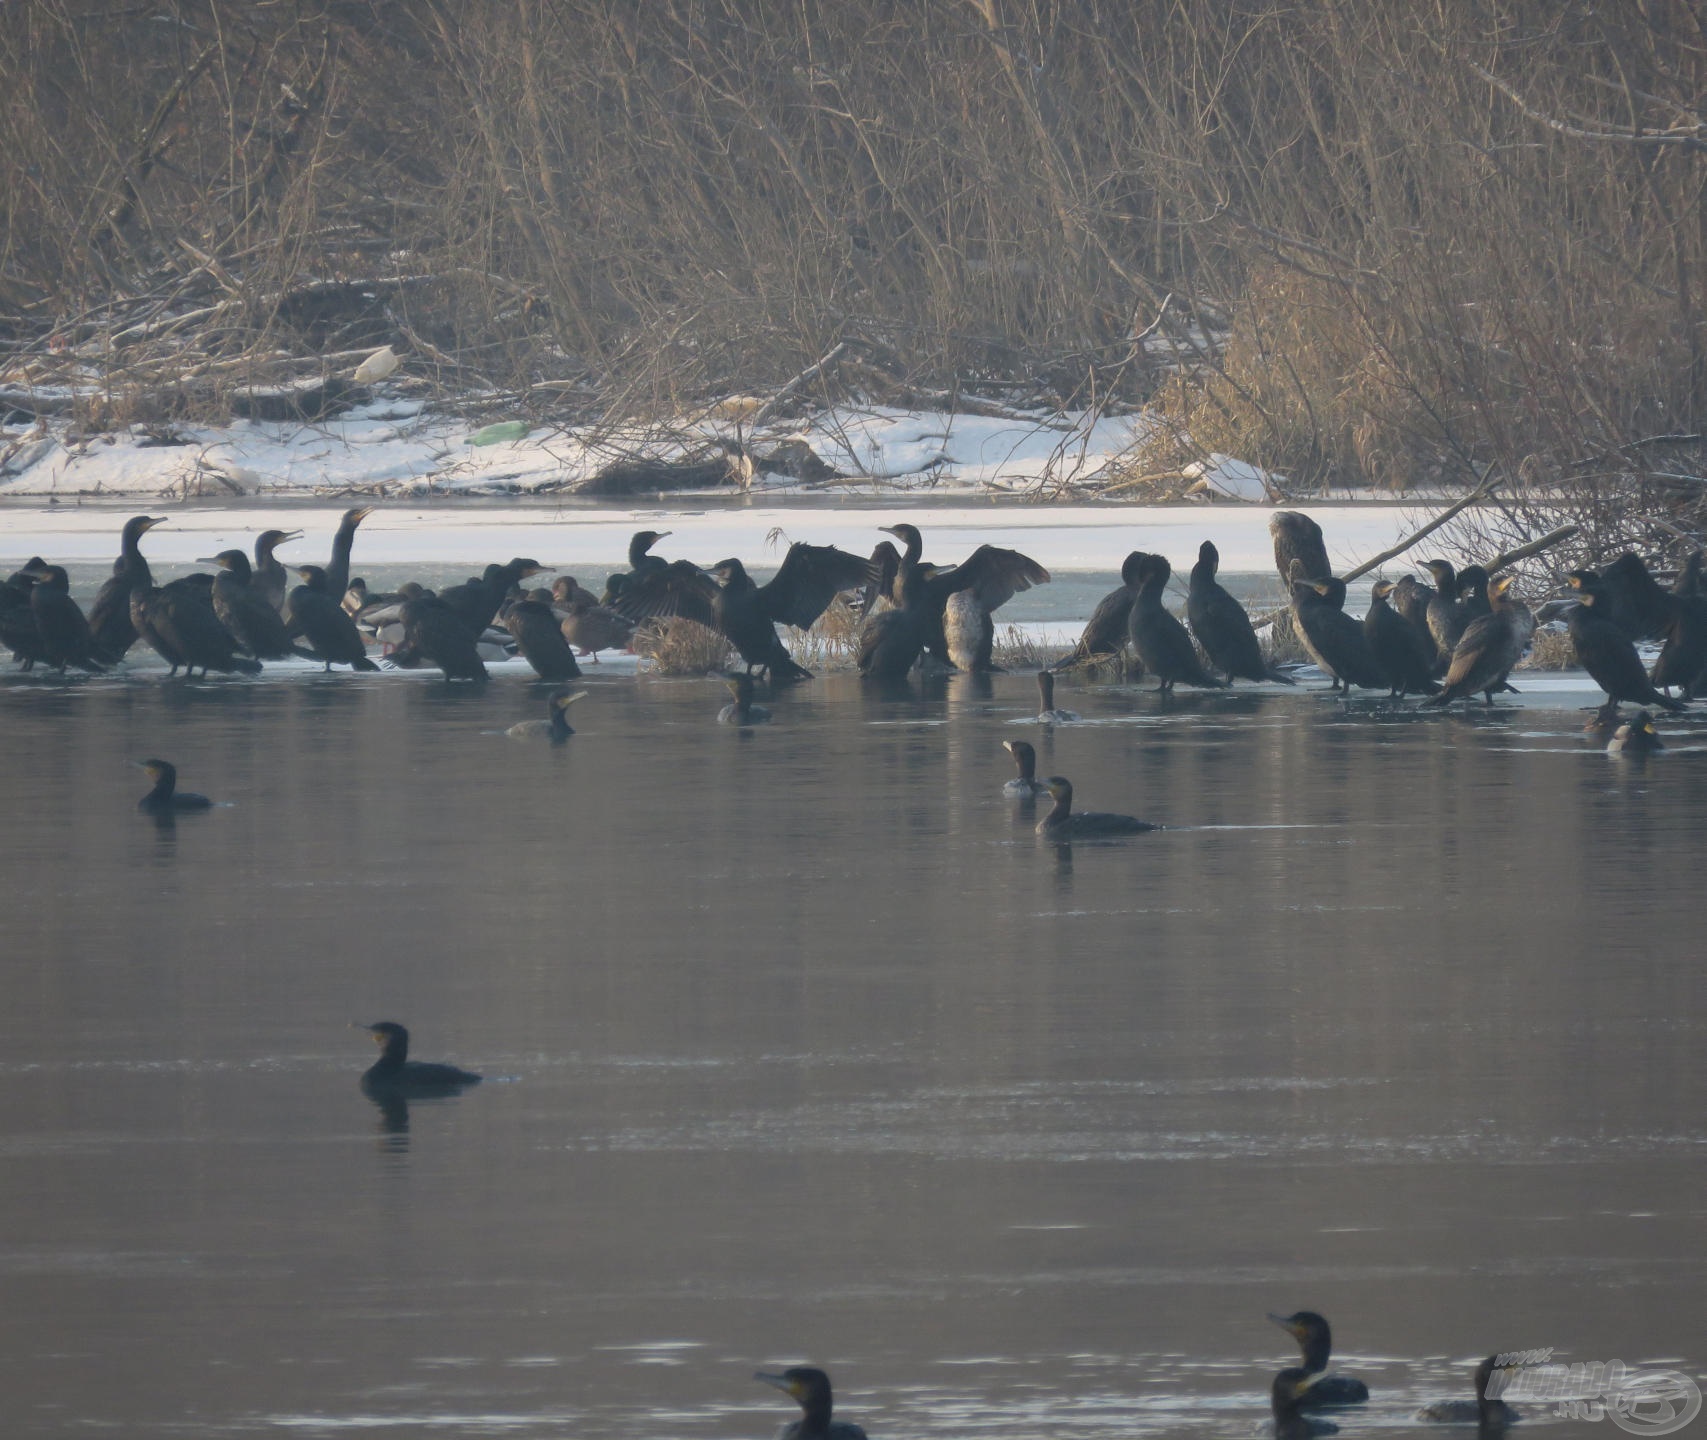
[{"x1": 2, "y1": 657, "x2": 1705, "y2": 1439}]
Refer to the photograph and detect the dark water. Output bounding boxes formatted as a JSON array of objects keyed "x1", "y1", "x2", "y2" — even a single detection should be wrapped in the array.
[{"x1": 2, "y1": 662, "x2": 1705, "y2": 1439}]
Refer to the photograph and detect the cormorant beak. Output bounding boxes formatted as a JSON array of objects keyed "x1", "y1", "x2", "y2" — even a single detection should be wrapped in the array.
[
  {"x1": 277, "y1": 530, "x2": 304, "y2": 545},
  {"x1": 753, "y1": 1372, "x2": 801, "y2": 1400},
  {"x1": 1266, "y1": 1313, "x2": 1306, "y2": 1340},
  {"x1": 141, "y1": 517, "x2": 167, "y2": 531},
  {"x1": 196, "y1": 556, "x2": 222, "y2": 566},
  {"x1": 878, "y1": 525, "x2": 902, "y2": 537}
]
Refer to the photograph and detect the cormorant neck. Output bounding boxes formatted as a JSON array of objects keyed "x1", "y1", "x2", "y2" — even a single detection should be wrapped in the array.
[
  {"x1": 148, "y1": 771, "x2": 176, "y2": 801},
  {"x1": 1298, "y1": 1333, "x2": 1331, "y2": 1373}
]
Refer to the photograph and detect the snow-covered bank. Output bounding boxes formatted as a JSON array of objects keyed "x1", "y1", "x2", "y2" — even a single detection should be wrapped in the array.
[{"x1": 0, "y1": 500, "x2": 1417, "y2": 575}]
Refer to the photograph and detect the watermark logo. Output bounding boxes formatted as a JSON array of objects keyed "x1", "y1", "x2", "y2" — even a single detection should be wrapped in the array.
[{"x1": 1489, "y1": 1349, "x2": 1701, "y2": 1435}]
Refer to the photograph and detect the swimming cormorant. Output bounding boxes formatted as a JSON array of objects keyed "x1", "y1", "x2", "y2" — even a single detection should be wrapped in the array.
[
  {"x1": 1270, "y1": 512, "x2": 1331, "y2": 585},
  {"x1": 1002, "y1": 739, "x2": 1047, "y2": 797},
  {"x1": 1420, "y1": 575, "x2": 1533, "y2": 707},
  {"x1": 718, "y1": 672, "x2": 772, "y2": 724},
  {"x1": 1052, "y1": 551, "x2": 1148, "y2": 673},
  {"x1": 87, "y1": 514, "x2": 165, "y2": 660},
  {"x1": 252, "y1": 528, "x2": 302, "y2": 612},
  {"x1": 136, "y1": 759, "x2": 213, "y2": 812},
  {"x1": 206, "y1": 550, "x2": 298, "y2": 659},
  {"x1": 1268, "y1": 1312, "x2": 1369, "y2": 1407},
  {"x1": 1565, "y1": 572, "x2": 1686, "y2": 712},
  {"x1": 753, "y1": 1367, "x2": 868, "y2": 1440},
  {"x1": 1271, "y1": 1369, "x2": 1337, "y2": 1440},
  {"x1": 285, "y1": 566, "x2": 381, "y2": 671},
  {"x1": 1289, "y1": 577, "x2": 1387, "y2": 692},
  {"x1": 358, "y1": 1022, "x2": 482, "y2": 1095},
  {"x1": 504, "y1": 599, "x2": 582, "y2": 681},
  {"x1": 1188, "y1": 540, "x2": 1293, "y2": 684},
  {"x1": 27, "y1": 565, "x2": 108, "y2": 672},
  {"x1": 1363, "y1": 580, "x2": 1442, "y2": 697},
  {"x1": 1416, "y1": 1355, "x2": 1521, "y2": 1429},
  {"x1": 506, "y1": 688, "x2": 585, "y2": 740},
  {"x1": 1035, "y1": 777, "x2": 1158, "y2": 839},
  {"x1": 1608, "y1": 709, "x2": 1663, "y2": 754},
  {"x1": 1035, "y1": 670, "x2": 1079, "y2": 722},
  {"x1": 1129, "y1": 554, "x2": 1225, "y2": 691},
  {"x1": 617, "y1": 545, "x2": 869, "y2": 682}
]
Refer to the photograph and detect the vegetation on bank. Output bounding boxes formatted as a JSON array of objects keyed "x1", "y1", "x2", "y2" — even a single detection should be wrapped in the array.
[{"x1": 3, "y1": 2, "x2": 1706, "y2": 565}]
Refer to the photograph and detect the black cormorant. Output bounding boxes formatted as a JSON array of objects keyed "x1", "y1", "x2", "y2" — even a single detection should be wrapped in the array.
[
  {"x1": 136, "y1": 759, "x2": 213, "y2": 812},
  {"x1": 1652, "y1": 552, "x2": 1707, "y2": 697},
  {"x1": 1420, "y1": 575, "x2": 1533, "y2": 707},
  {"x1": 1290, "y1": 577, "x2": 1386, "y2": 692},
  {"x1": 323, "y1": 506, "x2": 374, "y2": 603},
  {"x1": 439, "y1": 559, "x2": 550, "y2": 639},
  {"x1": 602, "y1": 530, "x2": 673, "y2": 600},
  {"x1": 206, "y1": 550, "x2": 298, "y2": 659},
  {"x1": 1129, "y1": 554, "x2": 1225, "y2": 691},
  {"x1": 507, "y1": 688, "x2": 585, "y2": 740},
  {"x1": 1608, "y1": 709, "x2": 1663, "y2": 754},
  {"x1": 1035, "y1": 777, "x2": 1157, "y2": 839},
  {"x1": 1599, "y1": 552, "x2": 1676, "y2": 641},
  {"x1": 753, "y1": 1367, "x2": 868, "y2": 1440},
  {"x1": 0, "y1": 565, "x2": 45, "y2": 667},
  {"x1": 1566, "y1": 572, "x2": 1685, "y2": 711},
  {"x1": 1363, "y1": 580, "x2": 1441, "y2": 697},
  {"x1": 387, "y1": 595, "x2": 489, "y2": 681},
  {"x1": 27, "y1": 565, "x2": 107, "y2": 672},
  {"x1": 617, "y1": 544, "x2": 869, "y2": 682},
  {"x1": 718, "y1": 672, "x2": 772, "y2": 724},
  {"x1": 1416, "y1": 1355, "x2": 1522, "y2": 1429},
  {"x1": 1421, "y1": 559, "x2": 1472, "y2": 666},
  {"x1": 252, "y1": 528, "x2": 302, "y2": 613},
  {"x1": 87, "y1": 514, "x2": 165, "y2": 660},
  {"x1": 1053, "y1": 551, "x2": 1148, "y2": 673},
  {"x1": 505, "y1": 599, "x2": 582, "y2": 681},
  {"x1": 1268, "y1": 1312, "x2": 1369, "y2": 1407},
  {"x1": 1036, "y1": 670, "x2": 1080, "y2": 722},
  {"x1": 1270, "y1": 512, "x2": 1331, "y2": 585},
  {"x1": 1271, "y1": 1369, "x2": 1337, "y2": 1440},
  {"x1": 1002, "y1": 739, "x2": 1047, "y2": 797},
  {"x1": 358, "y1": 1022, "x2": 482, "y2": 1095},
  {"x1": 1391, "y1": 573, "x2": 1439, "y2": 664},
  {"x1": 1188, "y1": 540, "x2": 1293, "y2": 684},
  {"x1": 285, "y1": 566, "x2": 381, "y2": 671},
  {"x1": 131, "y1": 577, "x2": 264, "y2": 677}
]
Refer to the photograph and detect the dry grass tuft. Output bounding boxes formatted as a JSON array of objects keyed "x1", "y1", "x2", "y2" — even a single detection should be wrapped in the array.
[
  {"x1": 632, "y1": 619, "x2": 733, "y2": 675},
  {"x1": 1516, "y1": 627, "x2": 1578, "y2": 671}
]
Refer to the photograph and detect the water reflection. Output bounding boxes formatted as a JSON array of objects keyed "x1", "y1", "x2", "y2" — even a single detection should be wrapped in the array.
[{"x1": 0, "y1": 668, "x2": 1703, "y2": 1439}]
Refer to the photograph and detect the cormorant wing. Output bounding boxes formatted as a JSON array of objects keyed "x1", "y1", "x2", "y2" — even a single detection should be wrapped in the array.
[
  {"x1": 609, "y1": 560, "x2": 719, "y2": 629},
  {"x1": 757, "y1": 542, "x2": 874, "y2": 629},
  {"x1": 867, "y1": 540, "x2": 901, "y2": 606},
  {"x1": 926, "y1": 545, "x2": 1050, "y2": 610}
]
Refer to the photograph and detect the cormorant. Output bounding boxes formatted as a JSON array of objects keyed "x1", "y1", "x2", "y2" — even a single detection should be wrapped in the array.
[
  {"x1": 252, "y1": 528, "x2": 302, "y2": 612},
  {"x1": 1052, "y1": 551, "x2": 1148, "y2": 673},
  {"x1": 504, "y1": 599, "x2": 582, "y2": 681},
  {"x1": 1188, "y1": 540, "x2": 1293, "y2": 684},
  {"x1": 87, "y1": 514, "x2": 165, "y2": 660},
  {"x1": 1363, "y1": 580, "x2": 1441, "y2": 697},
  {"x1": 1608, "y1": 710, "x2": 1663, "y2": 754},
  {"x1": 1422, "y1": 559, "x2": 1472, "y2": 666},
  {"x1": 602, "y1": 530, "x2": 673, "y2": 601},
  {"x1": 1416, "y1": 1355, "x2": 1522, "y2": 1429},
  {"x1": 506, "y1": 688, "x2": 585, "y2": 740},
  {"x1": 1268, "y1": 1312, "x2": 1369, "y2": 1407},
  {"x1": 387, "y1": 595, "x2": 489, "y2": 681},
  {"x1": 753, "y1": 1367, "x2": 868, "y2": 1440},
  {"x1": 1565, "y1": 572, "x2": 1686, "y2": 712},
  {"x1": 1035, "y1": 776, "x2": 1158, "y2": 839},
  {"x1": 1290, "y1": 576, "x2": 1386, "y2": 692},
  {"x1": 131, "y1": 577, "x2": 264, "y2": 677},
  {"x1": 1129, "y1": 554, "x2": 1225, "y2": 691},
  {"x1": 285, "y1": 566, "x2": 381, "y2": 671},
  {"x1": 1652, "y1": 552, "x2": 1707, "y2": 697},
  {"x1": 867, "y1": 523, "x2": 1048, "y2": 672},
  {"x1": 439, "y1": 559, "x2": 550, "y2": 638},
  {"x1": 27, "y1": 565, "x2": 107, "y2": 672},
  {"x1": 1035, "y1": 670, "x2": 1079, "y2": 722},
  {"x1": 358, "y1": 1022, "x2": 482, "y2": 1095},
  {"x1": 718, "y1": 672, "x2": 772, "y2": 724},
  {"x1": 1420, "y1": 575, "x2": 1533, "y2": 707},
  {"x1": 1271, "y1": 1369, "x2": 1337, "y2": 1440},
  {"x1": 1270, "y1": 511, "x2": 1332, "y2": 585},
  {"x1": 136, "y1": 759, "x2": 213, "y2": 812},
  {"x1": 205, "y1": 550, "x2": 298, "y2": 659},
  {"x1": 322, "y1": 507, "x2": 374, "y2": 603},
  {"x1": 1599, "y1": 552, "x2": 1676, "y2": 641},
  {"x1": 1002, "y1": 739, "x2": 1047, "y2": 797},
  {"x1": 619, "y1": 544, "x2": 869, "y2": 682},
  {"x1": 0, "y1": 564, "x2": 45, "y2": 667}
]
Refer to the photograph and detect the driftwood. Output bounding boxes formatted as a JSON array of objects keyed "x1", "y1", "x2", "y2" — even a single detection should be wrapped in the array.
[
  {"x1": 1341, "y1": 466, "x2": 1500, "y2": 581},
  {"x1": 1487, "y1": 525, "x2": 1580, "y2": 572}
]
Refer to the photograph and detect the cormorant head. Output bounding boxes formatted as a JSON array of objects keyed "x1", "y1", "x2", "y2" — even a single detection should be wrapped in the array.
[
  {"x1": 879, "y1": 523, "x2": 922, "y2": 551},
  {"x1": 294, "y1": 566, "x2": 329, "y2": 590},
  {"x1": 1197, "y1": 540, "x2": 1219, "y2": 571},
  {"x1": 1268, "y1": 1310, "x2": 1332, "y2": 1367},
  {"x1": 724, "y1": 673, "x2": 755, "y2": 701},
  {"x1": 1042, "y1": 776, "x2": 1073, "y2": 804},
  {"x1": 1566, "y1": 571, "x2": 1602, "y2": 605},
  {"x1": 203, "y1": 550, "x2": 251, "y2": 577},
  {"x1": 361, "y1": 1022, "x2": 409, "y2": 1059},
  {"x1": 711, "y1": 558, "x2": 747, "y2": 583},
  {"x1": 135, "y1": 758, "x2": 176, "y2": 784},
  {"x1": 1003, "y1": 739, "x2": 1036, "y2": 778},
  {"x1": 124, "y1": 515, "x2": 168, "y2": 541},
  {"x1": 506, "y1": 558, "x2": 549, "y2": 582},
  {"x1": 33, "y1": 564, "x2": 71, "y2": 591},
  {"x1": 342, "y1": 506, "x2": 376, "y2": 528},
  {"x1": 1488, "y1": 574, "x2": 1516, "y2": 603},
  {"x1": 551, "y1": 689, "x2": 588, "y2": 714},
  {"x1": 1120, "y1": 551, "x2": 1149, "y2": 586},
  {"x1": 1136, "y1": 553, "x2": 1171, "y2": 588},
  {"x1": 632, "y1": 530, "x2": 671, "y2": 556},
  {"x1": 1270, "y1": 1367, "x2": 1321, "y2": 1420},
  {"x1": 755, "y1": 1368, "x2": 834, "y2": 1417},
  {"x1": 1422, "y1": 558, "x2": 1455, "y2": 586},
  {"x1": 1370, "y1": 579, "x2": 1395, "y2": 602},
  {"x1": 254, "y1": 529, "x2": 302, "y2": 557},
  {"x1": 1456, "y1": 564, "x2": 1489, "y2": 596}
]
